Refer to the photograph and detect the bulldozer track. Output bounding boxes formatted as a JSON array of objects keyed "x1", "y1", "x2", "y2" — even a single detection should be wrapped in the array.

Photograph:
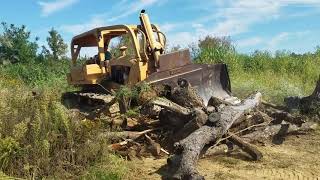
[
  {"x1": 62, "y1": 92, "x2": 119, "y2": 118},
  {"x1": 63, "y1": 92, "x2": 114, "y2": 107}
]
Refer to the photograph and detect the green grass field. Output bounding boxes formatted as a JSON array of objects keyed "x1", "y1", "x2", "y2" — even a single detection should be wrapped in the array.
[{"x1": 195, "y1": 45, "x2": 320, "y2": 104}]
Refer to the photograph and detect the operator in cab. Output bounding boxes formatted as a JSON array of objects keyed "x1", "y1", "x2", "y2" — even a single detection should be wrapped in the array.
[{"x1": 104, "y1": 42, "x2": 112, "y2": 61}]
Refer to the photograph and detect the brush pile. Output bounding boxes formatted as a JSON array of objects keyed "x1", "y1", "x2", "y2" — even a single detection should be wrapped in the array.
[{"x1": 74, "y1": 77, "x2": 319, "y2": 180}]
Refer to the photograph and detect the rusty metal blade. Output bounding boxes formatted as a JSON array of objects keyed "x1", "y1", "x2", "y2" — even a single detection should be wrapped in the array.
[{"x1": 145, "y1": 63, "x2": 232, "y2": 105}]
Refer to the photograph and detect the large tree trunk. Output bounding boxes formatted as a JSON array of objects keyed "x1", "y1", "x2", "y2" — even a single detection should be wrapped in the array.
[
  {"x1": 148, "y1": 97, "x2": 192, "y2": 129},
  {"x1": 173, "y1": 108, "x2": 208, "y2": 142},
  {"x1": 285, "y1": 76, "x2": 320, "y2": 115},
  {"x1": 168, "y1": 92, "x2": 262, "y2": 180},
  {"x1": 169, "y1": 78, "x2": 205, "y2": 108},
  {"x1": 300, "y1": 76, "x2": 320, "y2": 114}
]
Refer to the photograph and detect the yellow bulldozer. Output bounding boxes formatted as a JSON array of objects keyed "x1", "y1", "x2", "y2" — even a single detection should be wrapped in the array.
[{"x1": 65, "y1": 10, "x2": 232, "y2": 108}]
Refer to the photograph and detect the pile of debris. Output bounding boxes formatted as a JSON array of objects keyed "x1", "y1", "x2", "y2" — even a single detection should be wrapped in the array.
[{"x1": 70, "y1": 77, "x2": 319, "y2": 180}]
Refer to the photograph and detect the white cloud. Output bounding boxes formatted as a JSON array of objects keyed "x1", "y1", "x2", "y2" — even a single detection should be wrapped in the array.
[
  {"x1": 167, "y1": 32, "x2": 196, "y2": 48},
  {"x1": 161, "y1": 23, "x2": 181, "y2": 33},
  {"x1": 38, "y1": 0, "x2": 78, "y2": 17},
  {"x1": 267, "y1": 31, "x2": 310, "y2": 49},
  {"x1": 59, "y1": 0, "x2": 166, "y2": 57},
  {"x1": 268, "y1": 32, "x2": 290, "y2": 47},
  {"x1": 60, "y1": 16, "x2": 105, "y2": 35},
  {"x1": 209, "y1": 0, "x2": 320, "y2": 36},
  {"x1": 60, "y1": 0, "x2": 162, "y2": 35},
  {"x1": 57, "y1": 0, "x2": 319, "y2": 54},
  {"x1": 192, "y1": 23, "x2": 204, "y2": 29},
  {"x1": 164, "y1": 0, "x2": 320, "y2": 47},
  {"x1": 107, "y1": 0, "x2": 157, "y2": 22},
  {"x1": 210, "y1": 1, "x2": 280, "y2": 36},
  {"x1": 237, "y1": 37, "x2": 263, "y2": 47}
]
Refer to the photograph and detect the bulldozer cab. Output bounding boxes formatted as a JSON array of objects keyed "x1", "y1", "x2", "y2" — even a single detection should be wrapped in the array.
[
  {"x1": 68, "y1": 25, "x2": 141, "y2": 86},
  {"x1": 67, "y1": 22, "x2": 166, "y2": 87}
]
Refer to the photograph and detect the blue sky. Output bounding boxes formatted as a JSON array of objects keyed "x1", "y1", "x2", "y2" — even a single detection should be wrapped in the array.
[{"x1": 1, "y1": 0, "x2": 320, "y2": 54}]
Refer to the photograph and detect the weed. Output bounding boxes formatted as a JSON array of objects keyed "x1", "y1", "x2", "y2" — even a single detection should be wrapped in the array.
[
  {"x1": 0, "y1": 77, "x2": 129, "y2": 179},
  {"x1": 193, "y1": 37, "x2": 320, "y2": 104}
]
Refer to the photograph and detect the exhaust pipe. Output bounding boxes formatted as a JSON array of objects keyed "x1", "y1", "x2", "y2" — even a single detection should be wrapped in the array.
[{"x1": 140, "y1": 10, "x2": 161, "y2": 67}]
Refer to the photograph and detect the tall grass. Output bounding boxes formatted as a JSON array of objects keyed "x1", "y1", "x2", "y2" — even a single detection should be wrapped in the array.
[
  {"x1": 194, "y1": 40, "x2": 320, "y2": 104},
  {"x1": 0, "y1": 60, "x2": 70, "y2": 88},
  {"x1": 0, "y1": 75, "x2": 130, "y2": 179}
]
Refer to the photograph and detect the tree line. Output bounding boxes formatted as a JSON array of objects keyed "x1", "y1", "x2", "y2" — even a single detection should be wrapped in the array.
[{"x1": 0, "y1": 22, "x2": 68, "y2": 65}]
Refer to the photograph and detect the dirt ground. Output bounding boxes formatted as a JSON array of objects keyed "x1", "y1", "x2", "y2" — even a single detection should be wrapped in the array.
[{"x1": 132, "y1": 127, "x2": 320, "y2": 180}]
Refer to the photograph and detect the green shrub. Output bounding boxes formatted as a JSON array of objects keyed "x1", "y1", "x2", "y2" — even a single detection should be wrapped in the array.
[
  {"x1": 0, "y1": 22, "x2": 38, "y2": 64},
  {"x1": 194, "y1": 36, "x2": 240, "y2": 71},
  {"x1": 0, "y1": 60, "x2": 70, "y2": 88},
  {"x1": 0, "y1": 78, "x2": 129, "y2": 179},
  {"x1": 192, "y1": 36, "x2": 320, "y2": 103}
]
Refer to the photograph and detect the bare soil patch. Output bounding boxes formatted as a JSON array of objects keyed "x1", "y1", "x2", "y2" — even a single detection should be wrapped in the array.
[{"x1": 133, "y1": 129, "x2": 320, "y2": 180}]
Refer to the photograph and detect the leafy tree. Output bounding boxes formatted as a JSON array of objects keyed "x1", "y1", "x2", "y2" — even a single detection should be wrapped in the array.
[
  {"x1": 198, "y1": 36, "x2": 234, "y2": 52},
  {"x1": 38, "y1": 45, "x2": 51, "y2": 61},
  {"x1": 315, "y1": 45, "x2": 320, "y2": 56},
  {"x1": 194, "y1": 36, "x2": 236, "y2": 65},
  {"x1": 46, "y1": 28, "x2": 68, "y2": 60},
  {"x1": 0, "y1": 22, "x2": 38, "y2": 64}
]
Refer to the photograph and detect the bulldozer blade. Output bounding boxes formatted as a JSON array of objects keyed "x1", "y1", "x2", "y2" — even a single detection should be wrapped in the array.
[{"x1": 145, "y1": 63, "x2": 234, "y2": 105}]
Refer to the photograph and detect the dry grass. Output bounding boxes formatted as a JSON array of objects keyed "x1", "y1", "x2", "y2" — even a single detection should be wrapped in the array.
[
  {"x1": 138, "y1": 130, "x2": 320, "y2": 179},
  {"x1": 0, "y1": 76, "x2": 129, "y2": 179}
]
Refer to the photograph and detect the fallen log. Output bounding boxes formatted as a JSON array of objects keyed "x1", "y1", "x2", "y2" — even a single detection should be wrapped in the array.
[
  {"x1": 145, "y1": 134, "x2": 161, "y2": 156},
  {"x1": 173, "y1": 108, "x2": 208, "y2": 142},
  {"x1": 159, "y1": 109, "x2": 190, "y2": 128},
  {"x1": 108, "y1": 139, "x2": 132, "y2": 151},
  {"x1": 108, "y1": 139, "x2": 142, "y2": 160},
  {"x1": 241, "y1": 121, "x2": 318, "y2": 144},
  {"x1": 146, "y1": 97, "x2": 193, "y2": 128},
  {"x1": 227, "y1": 132, "x2": 263, "y2": 160},
  {"x1": 262, "y1": 100, "x2": 286, "y2": 110},
  {"x1": 168, "y1": 92, "x2": 262, "y2": 180},
  {"x1": 265, "y1": 108, "x2": 305, "y2": 126},
  {"x1": 118, "y1": 95, "x2": 130, "y2": 114},
  {"x1": 169, "y1": 78, "x2": 205, "y2": 108},
  {"x1": 101, "y1": 129, "x2": 157, "y2": 141},
  {"x1": 151, "y1": 97, "x2": 191, "y2": 116},
  {"x1": 152, "y1": 97, "x2": 208, "y2": 132},
  {"x1": 300, "y1": 76, "x2": 320, "y2": 114},
  {"x1": 231, "y1": 110, "x2": 272, "y2": 132},
  {"x1": 285, "y1": 76, "x2": 320, "y2": 115}
]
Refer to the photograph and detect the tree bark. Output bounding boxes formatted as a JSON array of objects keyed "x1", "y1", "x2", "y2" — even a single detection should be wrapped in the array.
[
  {"x1": 147, "y1": 97, "x2": 193, "y2": 128},
  {"x1": 168, "y1": 92, "x2": 262, "y2": 180},
  {"x1": 173, "y1": 108, "x2": 208, "y2": 142},
  {"x1": 241, "y1": 121, "x2": 318, "y2": 144},
  {"x1": 169, "y1": 78, "x2": 205, "y2": 108},
  {"x1": 118, "y1": 95, "x2": 129, "y2": 114},
  {"x1": 285, "y1": 76, "x2": 320, "y2": 114},
  {"x1": 227, "y1": 132, "x2": 263, "y2": 160},
  {"x1": 265, "y1": 108, "x2": 305, "y2": 126},
  {"x1": 151, "y1": 97, "x2": 191, "y2": 116},
  {"x1": 102, "y1": 129, "x2": 156, "y2": 142},
  {"x1": 300, "y1": 76, "x2": 320, "y2": 114}
]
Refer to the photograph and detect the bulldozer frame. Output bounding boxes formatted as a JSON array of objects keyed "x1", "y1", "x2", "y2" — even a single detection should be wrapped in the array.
[{"x1": 66, "y1": 10, "x2": 233, "y2": 105}]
